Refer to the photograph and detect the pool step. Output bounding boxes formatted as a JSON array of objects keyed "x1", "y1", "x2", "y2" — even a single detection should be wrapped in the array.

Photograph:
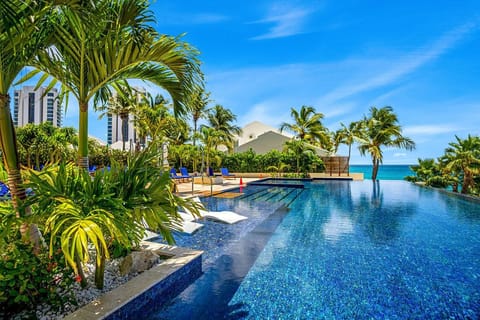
[{"x1": 239, "y1": 187, "x2": 301, "y2": 208}]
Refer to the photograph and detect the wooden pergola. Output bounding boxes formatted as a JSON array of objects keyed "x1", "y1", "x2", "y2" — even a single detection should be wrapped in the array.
[{"x1": 321, "y1": 156, "x2": 350, "y2": 176}]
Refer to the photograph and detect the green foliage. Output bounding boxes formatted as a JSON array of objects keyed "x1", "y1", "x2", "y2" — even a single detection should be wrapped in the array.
[
  {"x1": 0, "y1": 201, "x2": 75, "y2": 317},
  {"x1": 220, "y1": 148, "x2": 324, "y2": 174},
  {"x1": 16, "y1": 122, "x2": 77, "y2": 168},
  {"x1": 0, "y1": 241, "x2": 75, "y2": 317},
  {"x1": 23, "y1": 142, "x2": 198, "y2": 289},
  {"x1": 405, "y1": 135, "x2": 480, "y2": 195},
  {"x1": 24, "y1": 162, "x2": 134, "y2": 288}
]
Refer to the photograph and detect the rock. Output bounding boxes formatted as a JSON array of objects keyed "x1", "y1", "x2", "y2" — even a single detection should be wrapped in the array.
[{"x1": 119, "y1": 250, "x2": 159, "y2": 276}]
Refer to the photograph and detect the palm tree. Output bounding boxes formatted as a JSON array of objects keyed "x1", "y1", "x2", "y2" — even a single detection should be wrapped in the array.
[
  {"x1": 96, "y1": 85, "x2": 140, "y2": 151},
  {"x1": 280, "y1": 105, "x2": 330, "y2": 148},
  {"x1": 206, "y1": 104, "x2": 242, "y2": 152},
  {"x1": 189, "y1": 86, "x2": 210, "y2": 147},
  {"x1": 442, "y1": 135, "x2": 480, "y2": 194},
  {"x1": 198, "y1": 126, "x2": 222, "y2": 170},
  {"x1": 0, "y1": 0, "x2": 61, "y2": 246},
  {"x1": 135, "y1": 93, "x2": 171, "y2": 144},
  {"x1": 283, "y1": 139, "x2": 315, "y2": 175},
  {"x1": 25, "y1": 0, "x2": 201, "y2": 169},
  {"x1": 332, "y1": 121, "x2": 362, "y2": 175},
  {"x1": 356, "y1": 106, "x2": 415, "y2": 180}
]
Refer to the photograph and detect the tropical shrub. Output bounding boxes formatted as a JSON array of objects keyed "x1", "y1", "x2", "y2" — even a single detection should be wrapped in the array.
[
  {"x1": 0, "y1": 202, "x2": 75, "y2": 317},
  {"x1": 23, "y1": 142, "x2": 201, "y2": 289},
  {"x1": 405, "y1": 135, "x2": 480, "y2": 195}
]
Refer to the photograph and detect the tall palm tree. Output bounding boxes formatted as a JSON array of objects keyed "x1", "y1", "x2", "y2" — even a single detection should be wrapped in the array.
[
  {"x1": 280, "y1": 105, "x2": 330, "y2": 148},
  {"x1": 24, "y1": 0, "x2": 201, "y2": 169},
  {"x1": 96, "y1": 84, "x2": 140, "y2": 151},
  {"x1": 135, "y1": 93, "x2": 171, "y2": 144},
  {"x1": 333, "y1": 121, "x2": 362, "y2": 175},
  {"x1": 442, "y1": 135, "x2": 480, "y2": 194},
  {"x1": 189, "y1": 86, "x2": 210, "y2": 147},
  {"x1": 356, "y1": 106, "x2": 415, "y2": 180},
  {"x1": 207, "y1": 104, "x2": 242, "y2": 152},
  {"x1": 199, "y1": 126, "x2": 222, "y2": 170},
  {"x1": 0, "y1": 0, "x2": 63, "y2": 246}
]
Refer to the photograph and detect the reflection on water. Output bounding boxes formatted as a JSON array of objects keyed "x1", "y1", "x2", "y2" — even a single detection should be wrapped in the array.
[
  {"x1": 322, "y1": 209, "x2": 354, "y2": 242},
  {"x1": 230, "y1": 180, "x2": 480, "y2": 318}
]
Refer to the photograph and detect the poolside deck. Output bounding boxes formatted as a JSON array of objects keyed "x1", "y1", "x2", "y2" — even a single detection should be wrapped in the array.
[
  {"x1": 173, "y1": 172, "x2": 364, "y2": 197},
  {"x1": 174, "y1": 177, "x2": 260, "y2": 197}
]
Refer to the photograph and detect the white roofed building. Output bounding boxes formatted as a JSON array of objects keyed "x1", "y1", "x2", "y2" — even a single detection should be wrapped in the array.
[{"x1": 234, "y1": 121, "x2": 329, "y2": 156}]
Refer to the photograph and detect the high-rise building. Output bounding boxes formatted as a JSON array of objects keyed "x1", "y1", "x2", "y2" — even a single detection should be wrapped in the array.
[
  {"x1": 13, "y1": 86, "x2": 62, "y2": 128},
  {"x1": 107, "y1": 87, "x2": 145, "y2": 148}
]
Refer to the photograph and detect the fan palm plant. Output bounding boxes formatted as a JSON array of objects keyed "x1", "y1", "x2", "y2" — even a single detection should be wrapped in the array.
[
  {"x1": 22, "y1": 0, "x2": 202, "y2": 169},
  {"x1": 356, "y1": 106, "x2": 415, "y2": 180}
]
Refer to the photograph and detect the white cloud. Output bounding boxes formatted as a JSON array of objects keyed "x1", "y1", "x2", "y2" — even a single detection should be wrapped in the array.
[
  {"x1": 250, "y1": 4, "x2": 316, "y2": 40},
  {"x1": 403, "y1": 125, "x2": 460, "y2": 136},
  {"x1": 238, "y1": 102, "x2": 290, "y2": 128},
  {"x1": 393, "y1": 153, "x2": 407, "y2": 158},
  {"x1": 319, "y1": 21, "x2": 478, "y2": 104}
]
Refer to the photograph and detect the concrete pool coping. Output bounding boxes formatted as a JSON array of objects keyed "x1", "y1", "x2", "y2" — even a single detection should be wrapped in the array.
[{"x1": 64, "y1": 242, "x2": 203, "y2": 320}]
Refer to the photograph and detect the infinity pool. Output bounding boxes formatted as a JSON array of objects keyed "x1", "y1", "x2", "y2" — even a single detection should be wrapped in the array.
[{"x1": 153, "y1": 180, "x2": 480, "y2": 319}]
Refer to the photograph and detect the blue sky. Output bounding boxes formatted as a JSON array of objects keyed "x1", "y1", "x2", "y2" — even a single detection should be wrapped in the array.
[{"x1": 15, "y1": 0, "x2": 480, "y2": 164}]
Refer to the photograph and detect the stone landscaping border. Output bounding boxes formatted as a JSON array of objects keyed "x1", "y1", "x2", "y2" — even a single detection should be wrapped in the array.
[{"x1": 64, "y1": 242, "x2": 203, "y2": 320}]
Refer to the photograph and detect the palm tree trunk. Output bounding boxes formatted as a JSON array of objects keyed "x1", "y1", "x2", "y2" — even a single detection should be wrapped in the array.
[
  {"x1": 462, "y1": 170, "x2": 473, "y2": 194},
  {"x1": 121, "y1": 116, "x2": 128, "y2": 152},
  {"x1": 78, "y1": 102, "x2": 89, "y2": 169},
  {"x1": 193, "y1": 120, "x2": 197, "y2": 147},
  {"x1": 347, "y1": 144, "x2": 352, "y2": 175},
  {"x1": 372, "y1": 158, "x2": 380, "y2": 180},
  {"x1": 0, "y1": 94, "x2": 43, "y2": 250}
]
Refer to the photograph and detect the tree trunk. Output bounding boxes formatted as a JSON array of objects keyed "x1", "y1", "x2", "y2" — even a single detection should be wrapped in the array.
[
  {"x1": 0, "y1": 94, "x2": 44, "y2": 250},
  {"x1": 347, "y1": 144, "x2": 352, "y2": 175},
  {"x1": 78, "y1": 102, "x2": 89, "y2": 169},
  {"x1": 95, "y1": 246, "x2": 105, "y2": 289},
  {"x1": 121, "y1": 115, "x2": 128, "y2": 152},
  {"x1": 75, "y1": 254, "x2": 88, "y2": 288},
  {"x1": 372, "y1": 158, "x2": 380, "y2": 180},
  {"x1": 462, "y1": 170, "x2": 473, "y2": 194}
]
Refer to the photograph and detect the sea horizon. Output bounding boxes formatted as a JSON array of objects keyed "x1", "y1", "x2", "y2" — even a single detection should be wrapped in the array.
[{"x1": 349, "y1": 164, "x2": 414, "y2": 180}]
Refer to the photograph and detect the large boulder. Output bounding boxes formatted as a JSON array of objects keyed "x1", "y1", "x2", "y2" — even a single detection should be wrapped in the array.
[{"x1": 119, "y1": 250, "x2": 159, "y2": 276}]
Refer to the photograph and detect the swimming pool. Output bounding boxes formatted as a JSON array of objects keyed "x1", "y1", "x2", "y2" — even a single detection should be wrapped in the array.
[{"x1": 153, "y1": 180, "x2": 480, "y2": 319}]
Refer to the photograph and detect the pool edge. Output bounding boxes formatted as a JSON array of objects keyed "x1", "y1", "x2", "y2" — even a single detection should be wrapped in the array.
[{"x1": 64, "y1": 242, "x2": 203, "y2": 320}]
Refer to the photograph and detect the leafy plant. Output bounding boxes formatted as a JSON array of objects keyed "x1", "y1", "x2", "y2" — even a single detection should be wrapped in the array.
[
  {"x1": 24, "y1": 162, "x2": 133, "y2": 289},
  {"x1": 0, "y1": 202, "x2": 75, "y2": 317},
  {"x1": 23, "y1": 142, "x2": 202, "y2": 289}
]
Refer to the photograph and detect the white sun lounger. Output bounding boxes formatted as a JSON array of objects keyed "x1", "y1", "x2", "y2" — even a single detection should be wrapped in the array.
[
  {"x1": 182, "y1": 197, "x2": 248, "y2": 225},
  {"x1": 177, "y1": 212, "x2": 204, "y2": 234}
]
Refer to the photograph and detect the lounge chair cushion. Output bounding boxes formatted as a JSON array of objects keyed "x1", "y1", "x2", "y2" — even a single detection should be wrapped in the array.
[{"x1": 184, "y1": 197, "x2": 248, "y2": 224}]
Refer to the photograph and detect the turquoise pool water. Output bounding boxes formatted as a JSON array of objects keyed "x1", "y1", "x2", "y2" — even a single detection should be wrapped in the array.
[{"x1": 154, "y1": 180, "x2": 480, "y2": 319}]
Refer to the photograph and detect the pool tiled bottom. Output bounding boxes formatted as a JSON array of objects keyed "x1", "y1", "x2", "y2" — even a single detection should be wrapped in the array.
[{"x1": 151, "y1": 205, "x2": 291, "y2": 319}]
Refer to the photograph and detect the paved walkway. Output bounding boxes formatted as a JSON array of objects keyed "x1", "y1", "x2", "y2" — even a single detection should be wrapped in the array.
[{"x1": 174, "y1": 176, "x2": 260, "y2": 198}]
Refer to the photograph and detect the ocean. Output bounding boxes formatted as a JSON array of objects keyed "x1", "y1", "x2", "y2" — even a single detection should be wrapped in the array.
[{"x1": 349, "y1": 165, "x2": 414, "y2": 180}]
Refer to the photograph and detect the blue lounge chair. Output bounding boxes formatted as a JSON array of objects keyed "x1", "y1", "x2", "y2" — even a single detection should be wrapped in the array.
[
  {"x1": 170, "y1": 168, "x2": 182, "y2": 180},
  {"x1": 180, "y1": 167, "x2": 193, "y2": 181},
  {"x1": 207, "y1": 167, "x2": 214, "y2": 177},
  {"x1": 0, "y1": 182, "x2": 10, "y2": 198},
  {"x1": 221, "y1": 167, "x2": 236, "y2": 179}
]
